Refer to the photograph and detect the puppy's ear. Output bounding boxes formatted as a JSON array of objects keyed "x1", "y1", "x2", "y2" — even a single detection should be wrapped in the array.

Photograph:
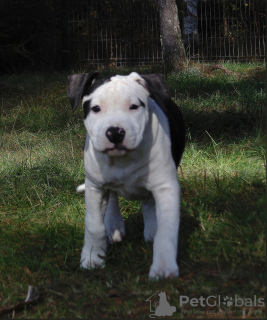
[
  {"x1": 67, "y1": 72, "x2": 98, "y2": 111},
  {"x1": 140, "y1": 74, "x2": 170, "y2": 101},
  {"x1": 128, "y1": 72, "x2": 149, "y2": 92}
]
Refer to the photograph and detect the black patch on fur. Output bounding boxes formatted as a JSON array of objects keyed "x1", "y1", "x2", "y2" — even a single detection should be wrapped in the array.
[
  {"x1": 67, "y1": 72, "x2": 112, "y2": 112},
  {"x1": 67, "y1": 72, "x2": 98, "y2": 111},
  {"x1": 83, "y1": 99, "x2": 91, "y2": 119},
  {"x1": 82, "y1": 77, "x2": 112, "y2": 119},
  {"x1": 138, "y1": 99, "x2": 145, "y2": 107},
  {"x1": 141, "y1": 74, "x2": 185, "y2": 167},
  {"x1": 83, "y1": 77, "x2": 112, "y2": 98}
]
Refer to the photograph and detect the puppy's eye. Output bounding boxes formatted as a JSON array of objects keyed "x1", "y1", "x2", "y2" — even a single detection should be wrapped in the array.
[
  {"x1": 130, "y1": 104, "x2": 139, "y2": 110},
  {"x1": 91, "y1": 105, "x2": 101, "y2": 113}
]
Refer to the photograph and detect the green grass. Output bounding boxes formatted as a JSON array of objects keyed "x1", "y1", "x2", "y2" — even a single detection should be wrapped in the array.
[{"x1": 0, "y1": 63, "x2": 266, "y2": 318}]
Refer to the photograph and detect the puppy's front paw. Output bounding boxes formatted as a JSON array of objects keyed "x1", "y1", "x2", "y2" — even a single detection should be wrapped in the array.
[
  {"x1": 80, "y1": 247, "x2": 105, "y2": 269},
  {"x1": 148, "y1": 263, "x2": 179, "y2": 280}
]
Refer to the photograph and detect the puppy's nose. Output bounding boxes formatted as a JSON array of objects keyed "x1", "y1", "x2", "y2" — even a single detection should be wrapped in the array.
[{"x1": 106, "y1": 127, "x2": 125, "y2": 144}]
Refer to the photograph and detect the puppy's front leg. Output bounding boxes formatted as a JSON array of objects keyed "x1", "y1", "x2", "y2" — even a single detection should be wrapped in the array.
[
  {"x1": 80, "y1": 179, "x2": 109, "y2": 269},
  {"x1": 149, "y1": 181, "x2": 181, "y2": 280}
]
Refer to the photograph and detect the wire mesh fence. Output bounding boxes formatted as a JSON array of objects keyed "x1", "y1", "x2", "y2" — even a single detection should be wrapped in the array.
[
  {"x1": 67, "y1": 0, "x2": 265, "y2": 67},
  {"x1": 0, "y1": 0, "x2": 265, "y2": 73},
  {"x1": 67, "y1": 0, "x2": 162, "y2": 67},
  {"x1": 183, "y1": 0, "x2": 266, "y2": 61}
]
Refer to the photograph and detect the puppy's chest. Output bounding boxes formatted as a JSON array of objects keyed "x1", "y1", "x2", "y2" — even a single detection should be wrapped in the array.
[{"x1": 101, "y1": 165, "x2": 152, "y2": 200}]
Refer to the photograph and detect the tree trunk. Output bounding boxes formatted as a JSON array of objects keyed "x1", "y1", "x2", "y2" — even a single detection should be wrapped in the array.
[{"x1": 158, "y1": 0, "x2": 187, "y2": 72}]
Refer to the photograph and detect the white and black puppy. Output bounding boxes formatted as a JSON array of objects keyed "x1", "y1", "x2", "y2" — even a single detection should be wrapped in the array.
[{"x1": 67, "y1": 72, "x2": 185, "y2": 279}]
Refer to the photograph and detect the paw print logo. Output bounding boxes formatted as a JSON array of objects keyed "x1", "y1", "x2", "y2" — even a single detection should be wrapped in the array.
[{"x1": 222, "y1": 296, "x2": 233, "y2": 307}]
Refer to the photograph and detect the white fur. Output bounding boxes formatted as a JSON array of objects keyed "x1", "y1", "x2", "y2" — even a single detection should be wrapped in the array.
[
  {"x1": 82, "y1": 73, "x2": 149, "y2": 156},
  {"x1": 79, "y1": 73, "x2": 180, "y2": 279},
  {"x1": 76, "y1": 183, "x2": 85, "y2": 193}
]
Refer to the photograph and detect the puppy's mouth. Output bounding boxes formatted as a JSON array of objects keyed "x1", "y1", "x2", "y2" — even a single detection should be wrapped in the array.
[{"x1": 105, "y1": 145, "x2": 128, "y2": 156}]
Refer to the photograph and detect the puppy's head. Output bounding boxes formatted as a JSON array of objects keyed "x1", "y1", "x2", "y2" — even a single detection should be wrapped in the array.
[{"x1": 67, "y1": 72, "x2": 150, "y2": 156}]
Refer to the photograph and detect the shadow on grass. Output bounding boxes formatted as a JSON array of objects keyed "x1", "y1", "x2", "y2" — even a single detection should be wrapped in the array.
[
  {"x1": 168, "y1": 71, "x2": 265, "y2": 143},
  {"x1": 0, "y1": 160, "x2": 82, "y2": 210},
  {"x1": 167, "y1": 66, "x2": 265, "y2": 98},
  {"x1": 0, "y1": 223, "x2": 83, "y2": 278},
  {"x1": 183, "y1": 108, "x2": 264, "y2": 143}
]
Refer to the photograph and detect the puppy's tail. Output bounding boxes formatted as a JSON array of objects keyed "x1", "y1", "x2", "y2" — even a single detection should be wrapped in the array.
[{"x1": 76, "y1": 183, "x2": 85, "y2": 193}]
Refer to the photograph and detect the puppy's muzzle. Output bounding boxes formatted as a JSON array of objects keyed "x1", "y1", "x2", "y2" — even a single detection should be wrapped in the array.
[{"x1": 106, "y1": 127, "x2": 125, "y2": 144}]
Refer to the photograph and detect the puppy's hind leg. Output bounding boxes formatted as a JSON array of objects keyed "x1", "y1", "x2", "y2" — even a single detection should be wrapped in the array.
[
  {"x1": 142, "y1": 198, "x2": 157, "y2": 242},
  {"x1": 104, "y1": 191, "x2": 125, "y2": 243}
]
